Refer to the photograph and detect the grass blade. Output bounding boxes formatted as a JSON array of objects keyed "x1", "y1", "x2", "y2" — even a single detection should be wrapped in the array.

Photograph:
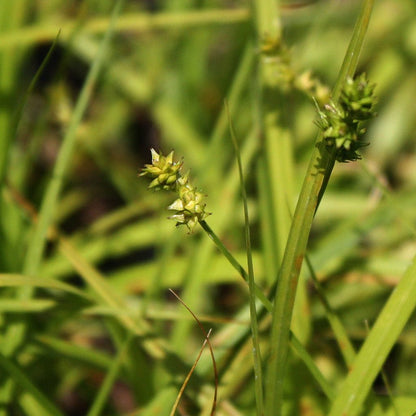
[
  {"x1": 328, "y1": 255, "x2": 416, "y2": 416},
  {"x1": 0, "y1": 1, "x2": 126, "y2": 408},
  {"x1": 86, "y1": 334, "x2": 132, "y2": 416},
  {"x1": 0, "y1": 353, "x2": 64, "y2": 416},
  {"x1": 0, "y1": 9, "x2": 250, "y2": 50},
  {"x1": 21, "y1": 0, "x2": 125, "y2": 278},
  {"x1": 228, "y1": 104, "x2": 264, "y2": 415},
  {"x1": 0, "y1": 273, "x2": 94, "y2": 301}
]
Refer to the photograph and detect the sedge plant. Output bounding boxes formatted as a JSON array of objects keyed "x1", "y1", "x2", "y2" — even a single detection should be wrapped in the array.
[
  {"x1": 139, "y1": 1, "x2": 384, "y2": 415},
  {"x1": 2, "y1": 0, "x2": 416, "y2": 414},
  {"x1": 140, "y1": 64, "x2": 377, "y2": 412}
]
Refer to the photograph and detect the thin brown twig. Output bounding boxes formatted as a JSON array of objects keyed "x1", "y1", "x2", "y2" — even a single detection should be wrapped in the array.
[
  {"x1": 169, "y1": 328, "x2": 213, "y2": 416},
  {"x1": 169, "y1": 288, "x2": 218, "y2": 416}
]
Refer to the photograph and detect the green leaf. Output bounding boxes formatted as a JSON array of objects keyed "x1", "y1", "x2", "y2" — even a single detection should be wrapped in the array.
[{"x1": 328, "y1": 255, "x2": 416, "y2": 416}]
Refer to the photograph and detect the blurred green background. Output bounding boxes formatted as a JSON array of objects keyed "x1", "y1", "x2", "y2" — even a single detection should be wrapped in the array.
[{"x1": 1, "y1": 0, "x2": 416, "y2": 414}]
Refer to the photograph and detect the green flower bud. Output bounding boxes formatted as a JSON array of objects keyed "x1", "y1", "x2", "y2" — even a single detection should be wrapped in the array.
[
  {"x1": 315, "y1": 74, "x2": 376, "y2": 163},
  {"x1": 139, "y1": 148, "x2": 182, "y2": 191},
  {"x1": 177, "y1": 171, "x2": 190, "y2": 187},
  {"x1": 340, "y1": 73, "x2": 377, "y2": 121},
  {"x1": 140, "y1": 149, "x2": 210, "y2": 232},
  {"x1": 168, "y1": 184, "x2": 210, "y2": 232}
]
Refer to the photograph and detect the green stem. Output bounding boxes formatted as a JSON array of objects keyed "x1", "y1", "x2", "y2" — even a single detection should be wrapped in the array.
[
  {"x1": 199, "y1": 220, "x2": 272, "y2": 312},
  {"x1": 305, "y1": 255, "x2": 356, "y2": 366},
  {"x1": 265, "y1": 1, "x2": 375, "y2": 414},
  {"x1": 254, "y1": 0, "x2": 295, "y2": 272},
  {"x1": 228, "y1": 109, "x2": 264, "y2": 415},
  {"x1": 86, "y1": 334, "x2": 132, "y2": 416},
  {"x1": 252, "y1": 0, "x2": 281, "y2": 38},
  {"x1": 198, "y1": 220, "x2": 335, "y2": 400}
]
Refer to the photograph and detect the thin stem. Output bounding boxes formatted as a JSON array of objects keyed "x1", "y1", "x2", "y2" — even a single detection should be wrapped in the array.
[
  {"x1": 86, "y1": 334, "x2": 133, "y2": 416},
  {"x1": 305, "y1": 255, "x2": 356, "y2": 366},
  {"x1": 199, "y1": 220, "x2": 272, "y2": 312},
  {"x1": 228, "y1": 105, "x2": 264, "y2": 415},
  {"x1": 199, "y1": 220, "x2": 335, "y2": 400}
]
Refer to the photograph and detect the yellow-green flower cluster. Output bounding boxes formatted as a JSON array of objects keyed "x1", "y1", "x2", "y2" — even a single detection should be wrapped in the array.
[
  {"x1": 315, "y1": 73, "x2": 376, "y2": 162},
  {"x1": 140, "y1": 149, "x2": 209, "y2": 232},
  {"x1": 139, "y1": 148, "x2": 182, "y2": 191},
  {"x1": 168, "y1": 183, "x2": 208, "y2": 232}
]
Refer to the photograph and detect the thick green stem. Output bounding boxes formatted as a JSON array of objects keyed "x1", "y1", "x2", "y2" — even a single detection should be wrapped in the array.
[
  {"x1": 254, "y1": 0, "x2": 295, "y2": 272},
  {"x1": 265, "y1": 1, "x2": 375, "y2": 414}
]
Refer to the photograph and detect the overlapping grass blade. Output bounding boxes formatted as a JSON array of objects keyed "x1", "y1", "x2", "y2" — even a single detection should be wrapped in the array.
[
  {"x1": 328, "y1": 255, "x2": 416, "y2": 416},
  {"x1": 0, "y1": 0, "x2": 125, "y2": 408},
  {"x1": 86, "y1": 334, "x2": 132, "y2": 416},
  {"x1": 0, "y1": 353, "x2": 64, "y2": 416},
  {"x1": 228, "y1": 105, "x2": 264, "y2": 414}
]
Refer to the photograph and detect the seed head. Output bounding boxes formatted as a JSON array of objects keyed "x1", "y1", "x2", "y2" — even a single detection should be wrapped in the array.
[
  {"x1": 168, "y1": 183, "x2": 210, "y2": 232},
  {"x1": 139, "y1": 149, "x2": 182, "y2": 191},
  {"x1": 315, "y1": 74, "x2": 376, "y2": 162},
  {"x1": 140, "y1": 149, "x2": 210, "y2": 232}
]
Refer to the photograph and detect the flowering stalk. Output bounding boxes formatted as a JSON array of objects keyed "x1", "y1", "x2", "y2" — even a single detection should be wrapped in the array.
[
  {"x1": 315, "y1": 73, "x2": 376, "y2": 162},
  {"x1": 140, "y1": 145, "x2": 338, "y2": 405},
  {"x1": 140, "y1": 149, "x2": 210, "y2": 232},
  {"x1": 265, "y1": 0, "x2": 376, "y2": 411}
]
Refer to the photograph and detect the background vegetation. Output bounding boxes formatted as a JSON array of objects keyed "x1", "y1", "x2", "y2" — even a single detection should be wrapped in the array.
[{"x1": 0, "y1": 0, "x2": 415, "y2": 415}]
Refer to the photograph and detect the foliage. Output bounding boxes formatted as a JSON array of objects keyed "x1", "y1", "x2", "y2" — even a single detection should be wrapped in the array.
[{"x1": 0, "y1": 0, "x2": 416, "y2": 415}]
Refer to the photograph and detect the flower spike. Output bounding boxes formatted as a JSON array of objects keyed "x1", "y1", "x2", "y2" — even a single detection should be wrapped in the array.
[
  {"x1": 140, "y1": 149, "x2": 210, "y2": 232},
  {"x1": 139, "y1": 148, "x2": 182, "y2": 191},
  {"x1": 315, "y1": 73, "x2": 376, "y2": 162},
  {"x1": 168, "y1": 184, "x2": 210, "y2": 232}
]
